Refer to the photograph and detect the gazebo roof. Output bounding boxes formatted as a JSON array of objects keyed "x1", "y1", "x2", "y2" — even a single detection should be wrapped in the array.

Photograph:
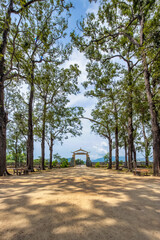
[{"x1": 72, "y1": 148, "x2": 89, "y2": 154}]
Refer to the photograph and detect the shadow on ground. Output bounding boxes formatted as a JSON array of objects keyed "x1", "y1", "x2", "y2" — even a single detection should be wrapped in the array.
[{"x1": 0, "y1": 167, "x2": 160, "y2": 240}]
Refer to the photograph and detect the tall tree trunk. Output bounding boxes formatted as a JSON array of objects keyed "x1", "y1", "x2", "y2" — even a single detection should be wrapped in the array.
[
  {"x1": 124, "y1": 139, "x2": 127, "y2": 168},
  {"x1": 114, "y1": 104, "x2": 119, "y2": 170},
  {"x1": 108, "y1": 136, "x2": 112, "y2": 169},
  {"x1": 49, "y1": 134, "x2": 53, "y2": 169},
  {"x1": 41, "y1": 98, "x2": 47, "y2": 170},
  {"x1": 133, "y1": 143, "x2": 137, "y2": 168},
  {"x1": 15, "y1": 136, "x2": 18, "y2": 168},
  {"x1": 141, "y1": 54, "x2": 160, "y2": 175},
  {"x1": 26, "y1": 146, "x2": 29, "y2": 166},
  {"x1": 27, "y1": 65, "x2": 34, "y2": 171},
  {"x1": 127, "y1": 67, "x2": 133, "y2": 171},
  {"x1": 0, "y1": 1, "x2": 13, "y2": 176},
  {"x1": 115, "y1": 126, "x2": 119, "y2": 170},
  {"x1": 0, "y1": 81, "x2": 7, "y2": 176},
  {"x1": 142, "y1": 124, "x2": 149, "y2": 167},
  {"x1": 140, "y1": 13, "x2": 160, "y2": 176},
  {"x1": 143, "y1": 54, "x2": 160, "y2": 173}
]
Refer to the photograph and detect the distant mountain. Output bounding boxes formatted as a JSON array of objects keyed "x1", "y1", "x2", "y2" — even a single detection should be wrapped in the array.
[
  {"x1": 92, "y1": 156, "x2": 126, "y2": 162},
  {"x1": 92, "y1": 157, "x2": 104, "y2": 162}
]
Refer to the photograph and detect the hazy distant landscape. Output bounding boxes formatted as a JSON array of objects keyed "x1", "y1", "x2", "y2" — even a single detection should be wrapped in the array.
[{"x1": 72, "y1": 156, "x2": 153, "y2": 163}]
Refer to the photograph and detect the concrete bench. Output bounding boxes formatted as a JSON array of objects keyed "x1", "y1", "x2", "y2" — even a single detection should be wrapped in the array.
[{"x1": 13, "y1": 168, "x2": 29, "y2": 175}]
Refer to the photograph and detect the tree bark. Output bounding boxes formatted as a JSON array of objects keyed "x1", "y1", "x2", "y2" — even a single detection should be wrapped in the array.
[
  {"x1": 27, "y1": 64, "x2": 34, "y2": 171},
  {"x1": 41, "y1": 97, "x2": 47, "y2": 170},
  {"x1": 115, "y1": 125, "x2": 119, "y2": 170},
  {"x1": 15, "y1": 136, "x2": 18, "y2": 168},
  {"x1": 49, "y1": 134, "x2": 53, "y2": 169},
  {"x1": 114, "y1": 104, "x2": 119, "y2": 170},
  {"x1": 124, "y1": 139, "x2": 127, "y2": 168},
  {"x1": 0, "y1": 0, "x2": 13, "y2": 176},
  {"x1": 108, "y1": 136, "x2": 112, "y2": 169},
  {"x1": 142, "y1": 124, "x2": 149, "y2": 167},
  {"x1": 133, "y1": 143, "x2": 137, "y2": 168},
  {"x1": 128, "y1": 115, "x2": 133, "y2": 170},
  {"x1": 127, "y1": 65, "x2": 133, "y2": 171}
]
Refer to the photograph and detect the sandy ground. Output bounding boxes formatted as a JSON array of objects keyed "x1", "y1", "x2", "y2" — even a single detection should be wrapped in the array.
[{"x1": 0, "y1": 166, "x2": 160, "y2": 240}]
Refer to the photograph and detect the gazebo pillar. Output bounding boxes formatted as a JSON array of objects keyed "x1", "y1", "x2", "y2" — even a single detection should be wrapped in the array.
[
  {"x1": 86, "y1": 153, "x2": 92, "y2": 167},
  {"x1": 70, "y1": 153, "x2": 75, "y2": 167}
]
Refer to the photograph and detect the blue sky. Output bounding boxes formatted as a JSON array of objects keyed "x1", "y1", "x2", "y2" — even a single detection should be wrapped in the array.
[{"x1": 34, "y1": 0, "x2": 144, "y2": 161}]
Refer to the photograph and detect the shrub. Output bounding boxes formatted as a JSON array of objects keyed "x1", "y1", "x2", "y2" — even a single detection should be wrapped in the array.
[
  {"x1": 147, "y1": 164, "x2": 153, "y2": 169},
  {"x1": 60, "y1": 158, "x2": 69, "y2": 168},
  {"x1": 52, "y1": 160, "x2": 58, "y2": 167},
  {"x1": 119, "y1": 160, "x2": 123, "y2": 165},
  {"x1": 95, "y1": 162, "x2": 100, "y2": 168},
  {"x1": 75, "y1": 159, "x2": 84, "y2": 165},
  {"x1": 104, "y1": 153, "x2": 109, "y2": 164}
]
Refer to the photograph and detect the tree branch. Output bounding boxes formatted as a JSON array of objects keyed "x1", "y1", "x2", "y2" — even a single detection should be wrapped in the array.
[{"x1": 12, "y1": 0, "x2": 45, "y2": 14}]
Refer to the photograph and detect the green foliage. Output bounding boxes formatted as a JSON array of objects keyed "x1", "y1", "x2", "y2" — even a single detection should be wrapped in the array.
[
  {"x1": 52, "y1": 160, "x2": 58, "y2": 167},
  {"x1": 6, "y1": 153, "x2": 26, "y2": 165},
  {"x1": 53, "y1": 153, "x2": 61, "y2": 162},
  {"x1": 104, "y1": 153, "x2": 109, "y2": 164},
  {"x1": 34, "y1": 158, "x2": 41, "y2": 166},
  {"x1": 119, "y1": 160, "x2": 124, "y2": 165},
  {"x1": 6, "y1": 154, "x2": 15, "y2": 164},
  {"x1": 147, "y1": 165, "x2": 153, "y2": 169},
  {"x1": 95, "y1": 162, "x2": 100, "y2": 168},
  {"x1": 75, "y1": 159, "x2": 84, "y2": 165},
  {"x1": 60, "y1": 158, "x2": 69, "y2": 168}
]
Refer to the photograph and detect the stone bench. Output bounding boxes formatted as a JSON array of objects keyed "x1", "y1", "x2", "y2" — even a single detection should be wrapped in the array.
[{"x1": 13, "y1": 168, "x2": 29, "y2": 175}]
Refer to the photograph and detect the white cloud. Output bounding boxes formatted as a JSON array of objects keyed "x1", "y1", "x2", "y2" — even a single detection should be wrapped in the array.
[
  {"x1": 86, "y1": 1, "x2": 99, "y2": 15},
  {"x1": 93, "y1": 141, "x2": 108, "y2": 155}
]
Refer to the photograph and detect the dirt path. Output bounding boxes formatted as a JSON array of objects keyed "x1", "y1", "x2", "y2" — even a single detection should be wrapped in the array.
[{"x1": 0, "y1": 167, "x2": 160, "y2": 240}]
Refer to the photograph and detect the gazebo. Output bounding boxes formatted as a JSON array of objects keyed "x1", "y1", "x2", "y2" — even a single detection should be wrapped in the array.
[{"x1": 70, "y1": 148, "x2": 92, "y2": 167}]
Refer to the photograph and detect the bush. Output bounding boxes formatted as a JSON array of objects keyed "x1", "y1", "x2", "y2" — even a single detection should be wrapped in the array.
[
  {"x1": 52, "y1": 160, "x2": 58, "y2": 167},
  {"x1": 60, "y1": 158, "x2": 69, "y2": 168},
  {"x1": 104, "y1": 153, "x2": 109, "y2": 164},
  {"x1": 75, "y1": 159, "x2": 84, "y2": 165},
  {"x1": 95, "y1": 162, "x2": 100, "y2": 168},
  {"x1": 119, "y1": 160, "x2": 124, "y2": 165}
]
